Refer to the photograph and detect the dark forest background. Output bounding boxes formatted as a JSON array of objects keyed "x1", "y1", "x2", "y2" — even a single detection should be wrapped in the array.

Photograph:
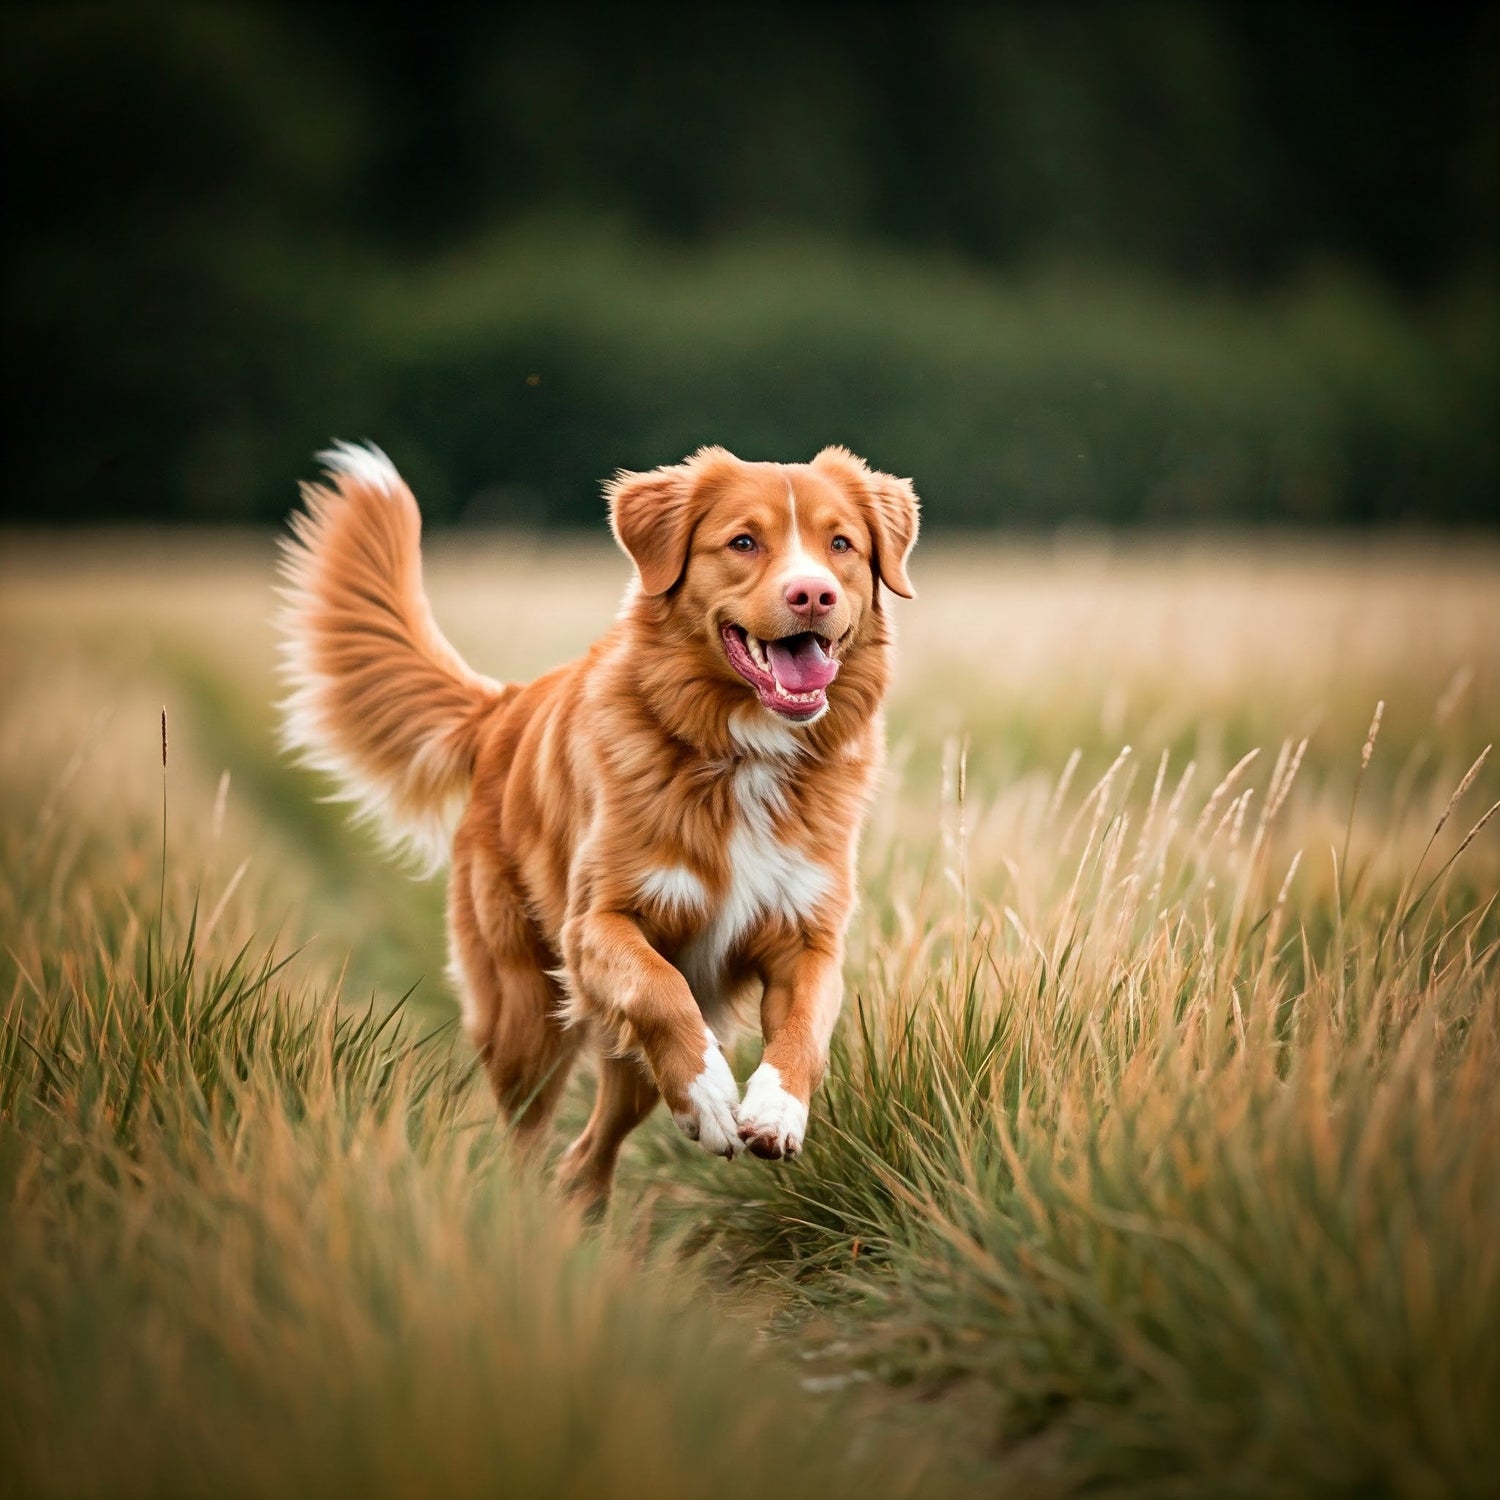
[{"x1": 4, "y1": 2, "x2": 1497, "y2": 529}]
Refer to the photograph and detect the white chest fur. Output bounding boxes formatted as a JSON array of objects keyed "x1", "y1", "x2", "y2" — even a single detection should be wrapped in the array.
[{"x1": 648, "y1": 758, "x2": 830, "y2": 1027}]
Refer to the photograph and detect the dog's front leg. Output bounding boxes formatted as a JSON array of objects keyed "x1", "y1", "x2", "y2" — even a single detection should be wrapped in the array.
[
  {"x1": 565, "y1": 910, "x2": 743, "y2": 1158},
  {"x1": 737, "y1": 943, "x2": 844, "y2": 1160}
]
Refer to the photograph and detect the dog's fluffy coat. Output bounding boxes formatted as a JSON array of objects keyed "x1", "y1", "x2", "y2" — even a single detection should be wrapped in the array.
[{"x1": 279, "y1": 442, "x2": 917, "y2": 1204}]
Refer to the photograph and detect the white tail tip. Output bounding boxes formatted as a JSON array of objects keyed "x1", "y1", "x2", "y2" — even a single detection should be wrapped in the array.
[{"x1": 314, "y1": 440, "x2": 401, "y2": 496}]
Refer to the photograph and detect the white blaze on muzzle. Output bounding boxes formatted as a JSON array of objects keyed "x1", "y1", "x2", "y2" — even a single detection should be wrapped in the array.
[{"x1": 775, "y1": 479, "x2": 839, "y2": 595}]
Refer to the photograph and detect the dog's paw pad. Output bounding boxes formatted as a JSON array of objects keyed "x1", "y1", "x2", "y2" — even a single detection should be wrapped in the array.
[{"x1": 736, "y1": 1063, "x2": 808, "y2": 1161}]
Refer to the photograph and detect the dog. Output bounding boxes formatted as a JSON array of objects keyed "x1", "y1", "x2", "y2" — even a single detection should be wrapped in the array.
[{"x1": 278, "y1": 441, "x2": 918, "y2": 1208}]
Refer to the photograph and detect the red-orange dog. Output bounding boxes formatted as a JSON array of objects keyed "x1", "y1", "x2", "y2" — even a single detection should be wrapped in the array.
[{"x1": 279, "y1": 442, "x2": 918, "y2": 1207}]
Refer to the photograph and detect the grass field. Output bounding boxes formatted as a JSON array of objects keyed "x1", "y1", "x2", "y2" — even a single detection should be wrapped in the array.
[{"x1": 3, "y1": 529, "x2": 1499, "y2": 1498}]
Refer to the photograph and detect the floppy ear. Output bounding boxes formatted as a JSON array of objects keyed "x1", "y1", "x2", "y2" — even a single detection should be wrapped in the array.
[
  {"x1": 607, "y1": 448, "x2": 734, "y2": 596},
  {"x1": 607, "y1": 465, "x2": 694, "y2": 596},
  {"x1": 813, "y1": 446, "x2": 920, "y2": 599}
]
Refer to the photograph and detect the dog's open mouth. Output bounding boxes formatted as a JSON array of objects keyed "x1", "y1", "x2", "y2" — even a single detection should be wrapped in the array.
[{"x1": 721, "y1": 625, "x2": 840, "y2": 722}]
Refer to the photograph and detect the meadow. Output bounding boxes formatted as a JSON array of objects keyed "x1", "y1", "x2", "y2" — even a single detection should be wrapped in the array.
[{"x1": 3, "y1": 529, "x2": 1498, "y2": 1498}]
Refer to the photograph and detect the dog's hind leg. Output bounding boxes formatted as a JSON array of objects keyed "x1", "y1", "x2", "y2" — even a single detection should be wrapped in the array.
[
  {"x1": 480, "y1": 959, "x2": 581, "y2": 1150},
  {"x1": 555, "y1": 1053, "x2": 660, "y2": 1213},
  {"x1": 450, "y1": 845, "x2": 580, "y2": 1150}
]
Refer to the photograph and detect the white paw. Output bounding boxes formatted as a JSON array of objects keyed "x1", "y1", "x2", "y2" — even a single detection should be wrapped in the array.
[
  {"x1": 672, "y1": 1034, "x2": 743, "y2": 1158},
  {"x1": 736, "y1": 1063, "x2": 808, "y2": 1160}
]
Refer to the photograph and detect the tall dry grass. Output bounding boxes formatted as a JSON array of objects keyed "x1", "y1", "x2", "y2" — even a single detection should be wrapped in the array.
[
  {"x1": 3, "y1": 531, "x2": 1498, "y2": 1497},
  {"x1": 651, "y1": 722, "x2": 1499, "y2": 1495},
  {"x1": 0, "y1": 718, "x2": 947, "y2": 1500}
]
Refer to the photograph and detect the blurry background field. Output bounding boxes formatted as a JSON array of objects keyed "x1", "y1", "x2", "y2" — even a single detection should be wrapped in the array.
[
  {"x1": 5, "y1": 530, "x2": 1496, "y2": 1008},
  {"x1": 5, "y1": 2, "x2": 1500, "y2": 1494}
]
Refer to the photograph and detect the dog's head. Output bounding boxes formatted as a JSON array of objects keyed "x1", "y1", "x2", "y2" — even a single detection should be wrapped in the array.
[{"x1": 608, "y1": 446, "x2": 918, "y2": 726}]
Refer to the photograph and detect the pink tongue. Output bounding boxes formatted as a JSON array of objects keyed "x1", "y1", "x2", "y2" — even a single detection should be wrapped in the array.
[{"x1": 766, "y1": 634, "x2": 839, "y2": 693}]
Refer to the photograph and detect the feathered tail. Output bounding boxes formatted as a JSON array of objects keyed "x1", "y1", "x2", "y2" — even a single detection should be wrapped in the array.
[{"x1": 277, "y1": 442, "x2": 508, "y2": 871}]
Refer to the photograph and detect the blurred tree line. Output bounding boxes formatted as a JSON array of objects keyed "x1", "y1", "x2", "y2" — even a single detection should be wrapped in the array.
[{"x1": 3, "y1": 1, "x2": 1496, "y2": 528}]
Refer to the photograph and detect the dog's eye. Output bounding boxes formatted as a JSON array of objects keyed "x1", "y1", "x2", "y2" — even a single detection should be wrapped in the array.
[
  {"x1": 830, "y1": 535, "x2": 853, "y2": 553},
  {"x1": 728, "y1": 534, "x2": 757, "y2": 553}
]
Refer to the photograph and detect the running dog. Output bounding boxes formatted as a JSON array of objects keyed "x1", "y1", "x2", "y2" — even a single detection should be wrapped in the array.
[{"x1": 278, "y1": 442, "x2": 918, "y2": 1208}]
